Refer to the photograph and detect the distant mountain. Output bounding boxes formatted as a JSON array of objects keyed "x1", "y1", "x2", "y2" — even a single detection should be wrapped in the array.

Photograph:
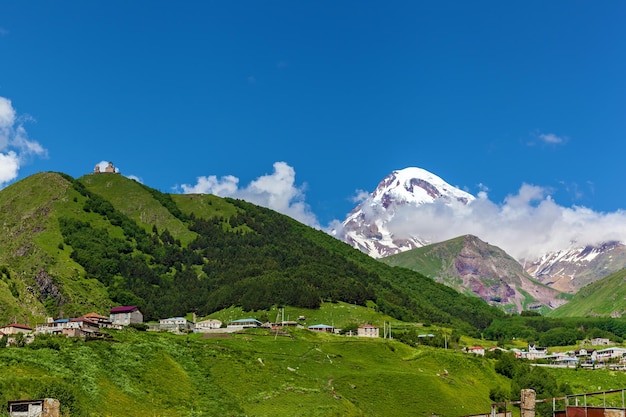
[
  {"x1": 336, "y1": 167, "x2": 474, "y2": 258},
  {"x1": 381, "y1": 234, "x2": 568, "y2": 313},
  {"x1": 522, "y1": 241, "x2": 626, "y2": 293},
  {"x1": 549, "y1": 268, "x2": 626, "y2": 318},
  {"x1": 337, "y1": 166, "x2": 626, "y2": 297},
  {"x1": 0, "y1": 171, "x2": 503, "y2": 332}
]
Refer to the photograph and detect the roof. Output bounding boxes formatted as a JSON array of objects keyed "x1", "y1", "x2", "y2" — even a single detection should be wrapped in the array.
[
  {"x1": 2, "y1": 323, "x2": 32, "y2": 330},
  {"x1": 308, "y1": 324, "x2": 334, "y2": 329},
  {"x1": 230, "y1": 318, "x2": 261, "y2": 324},
  {"x1": 110, "y1": 306, "x2": 139, "y2": 314},
  {"x1": 70, "y1": 317, "x2": 98, "y2": 325},
  {"x1": 358, "y1": 324, "x2": 378, "y2": 329},
  {"x1": 83, "y1": 312, "x2": 108, "y2": 319}
]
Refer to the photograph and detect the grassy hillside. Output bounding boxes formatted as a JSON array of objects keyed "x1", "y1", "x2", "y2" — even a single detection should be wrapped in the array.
[
  {"x1": 0, "y1": 172, "x2": 503, "y2": 335},
  {"x1": 549, "y1": 268, "x2": 626, "y2": 318},
  {"x1": 4, "y1": 328, "x2": 626, "y2": 417},
  {"x1": 0, "y1": 327, "x2": 507, "y2": 417}
]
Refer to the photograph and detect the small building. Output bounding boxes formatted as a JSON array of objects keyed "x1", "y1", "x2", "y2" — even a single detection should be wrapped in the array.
[
  {"x1": 357, "y1": 324, "x2": 379, "y2": 338},
  {"x1": 195, "y1": 319, "x2": 223, "y2": 332},
  {"x1": 227, "y1": 318, "x2": 262, "y2": 330},
  {"x1": 575, "y1": 348, "x2": 598, "y2": 362},
  {"x1": 159, "y1": 317, "x2": 195, "y2": 333},
  {"x1": 8, "y1": 398, "x2": 60, "y2": 417},
  {"x1": 0, "y1": 323, "x2": 32, "y2": 335},
  {"x1": 63, "y1": 318, "x2": 100, "y2": 338},
  {"x1": 308, "y1": 324, "x2": 334, "y2": 333},
  {"x1": 82, "y1": 312, "x2": 113, "y2": 328},
  {"x1": 590, "y1": 337, "x2": 610, "y2": 346},
  {"x1": 524, "y1": 344, "x2": 548, "y2": 360},
  {"x1": 466, "y1": 346, "x2": 486, "y2": 356},
  {"x1": 110, "y1": 306, "x2": 143, "y2": 326},
  {"x1": 596, "y1": 347, "x2": 626, "y2": 362}
]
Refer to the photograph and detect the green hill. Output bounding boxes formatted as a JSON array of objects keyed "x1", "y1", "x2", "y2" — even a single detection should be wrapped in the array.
[
  {"x1": 0, "y1": 172, "x2": 503, "y2": 334},
  {"x1": 549, "y1": 268, "x2": 626, "y2": 318}
]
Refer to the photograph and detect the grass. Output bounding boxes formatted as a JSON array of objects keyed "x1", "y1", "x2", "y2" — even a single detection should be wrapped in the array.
[
  {"x1": 3, "y1": 326, "x2": 626, "y2": 416},
  {"x1": 0, "y1": 328, "x2": 504, "y2": 417}
]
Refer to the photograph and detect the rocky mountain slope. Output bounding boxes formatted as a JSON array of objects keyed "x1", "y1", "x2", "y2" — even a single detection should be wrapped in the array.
[
  {"x1": 381, "y1": 234, "x2": 568, "y2": 313},
  {"x1": 522, "y1": 241, "x2": 626, "y2": 293}
]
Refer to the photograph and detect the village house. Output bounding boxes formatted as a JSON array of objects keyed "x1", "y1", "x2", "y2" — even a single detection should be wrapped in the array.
[
  {"x1": 590, "y1": 337, "x2": 611, "y2": 346},
  {"x1": 194, "y1": 319, "x2": 223, "y2": 332},
  {"x1": 63, "y1": 317, "x2": 101, "y2": 338},
  {"x1": 595, "y1": 347, "x2": 626, "y2": 363},
  {"x1": 466, "y1": 346, "x2": 486, "y2": 356},
  {"x1": 35, "y1": 315, "x2": 105, "y2": 338},
  {"x1": 357, "y1": 324, "x2": 379, "y2": 338},
  {"x1": 35, "y1": 318, "x2": 70, "y2": 335},
  {"x1": 575, "y1": 348, "x2": 598, "y2": 363},
  {"x1": 159, "y1": 317, "x2": 195, "y2": 333},
  {"x1": 82, "y1": 312, "x2": 113, "y2": 328},
  {"x1": 524, "y1": 344, "x2": 548, "y2": 360},
  {"x1": 308, "y1": 324, "x2": 334, "y2": 333},
  {"x1": 0, "y1": 323, "x2": 32, "y2": 335},
  {"x1": 227, "y1": 318, "x2": 262, "y2": 331},
  {"x1": 110, "y1": 306, "x2": 143, "y2": 327}
]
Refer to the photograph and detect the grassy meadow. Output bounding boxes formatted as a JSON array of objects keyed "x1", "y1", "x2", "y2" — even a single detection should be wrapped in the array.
[{"x1": 0, "y1": 326, "x2": 507, "y2": 417}]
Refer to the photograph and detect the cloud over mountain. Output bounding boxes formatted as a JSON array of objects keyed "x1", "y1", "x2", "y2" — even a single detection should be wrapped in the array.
[
  {"x1": 179, "y1": 161, "x2": 319, "y2": 228},
  {"x1": 385, "y1": 183, "x2": 626, "y2": 261}
]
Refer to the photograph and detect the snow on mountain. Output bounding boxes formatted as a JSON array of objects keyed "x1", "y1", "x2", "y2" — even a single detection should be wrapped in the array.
[
  {"x1": 522, "y1": 241, "x2": 626, "y2": 293},
  {"x1": 337, "y1": 167, "x2": 474, "y2": 258}
]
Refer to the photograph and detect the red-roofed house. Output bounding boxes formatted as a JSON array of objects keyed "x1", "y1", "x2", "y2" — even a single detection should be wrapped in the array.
[
  {"x1": 0, "y1": 323, "x2": 32, "y2": 335},
  {"x1": 466, "y1": 346, "x2": 485, "y2": 356},
  {"x1": 110, "y1": 306, "x2": 143, "y2": 326},
  {"x1": 82, "y1": 312, "x2": 113, "y2": 328}
]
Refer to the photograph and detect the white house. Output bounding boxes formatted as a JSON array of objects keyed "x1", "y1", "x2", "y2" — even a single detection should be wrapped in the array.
[
  {"x1": 466, "y1": 346, "x2": 486, "y2": 356},
  {"x1": 524, "y1": 344, "x2": 548, "y2": 360},
  {"x1": 357, "y1": 324, "x2": 379, "y2": 338},
  {"x1": 596, "y1": 347, "x2": 626, "y2": 362},
  {"x1": 160, "y1": 317, "x2": 195, "y2": 332},
  {"x1": 195, "y1": 319, "x2": 223, "y2": 332}
]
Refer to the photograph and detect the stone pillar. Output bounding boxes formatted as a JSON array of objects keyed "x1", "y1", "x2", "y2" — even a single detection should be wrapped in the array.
[{"x1": 520, "y1": 389, "x2": 536, "y2": 417}]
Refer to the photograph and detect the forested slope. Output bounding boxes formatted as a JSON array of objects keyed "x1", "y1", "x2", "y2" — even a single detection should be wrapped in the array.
[{"x1": 0, "y1": 172, "x2": 503, "y2": 333}]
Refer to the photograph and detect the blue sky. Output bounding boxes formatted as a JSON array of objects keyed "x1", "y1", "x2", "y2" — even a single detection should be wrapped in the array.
[{"x1": 1, "y1": 2, "x2": 625, "y2": 243}]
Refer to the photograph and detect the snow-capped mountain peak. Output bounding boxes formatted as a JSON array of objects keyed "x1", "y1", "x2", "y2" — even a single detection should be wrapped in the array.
[{"x1": 338, "y1": 167, "x2": 475, "y2": 258}]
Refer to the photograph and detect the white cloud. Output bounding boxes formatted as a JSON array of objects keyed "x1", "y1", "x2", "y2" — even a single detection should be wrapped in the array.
[
  {"x1": 538, "y1": 132, "x2": 566, "y2": 145},
  {"x1": 0, "y1": 96, "x2": 47, "y2": 188},
  {"x1": 351, "y1": 189, "x2": 370, "y2": 204},
  {"x1": 0, "y1": 151, "x2": 20, "y2": 185},
  {"x1": 179, "y1": 161, "x2": 320, "y2": 228},
  {"x1": 381, "y1": 183, "x2": 626, "y2": 261}
]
